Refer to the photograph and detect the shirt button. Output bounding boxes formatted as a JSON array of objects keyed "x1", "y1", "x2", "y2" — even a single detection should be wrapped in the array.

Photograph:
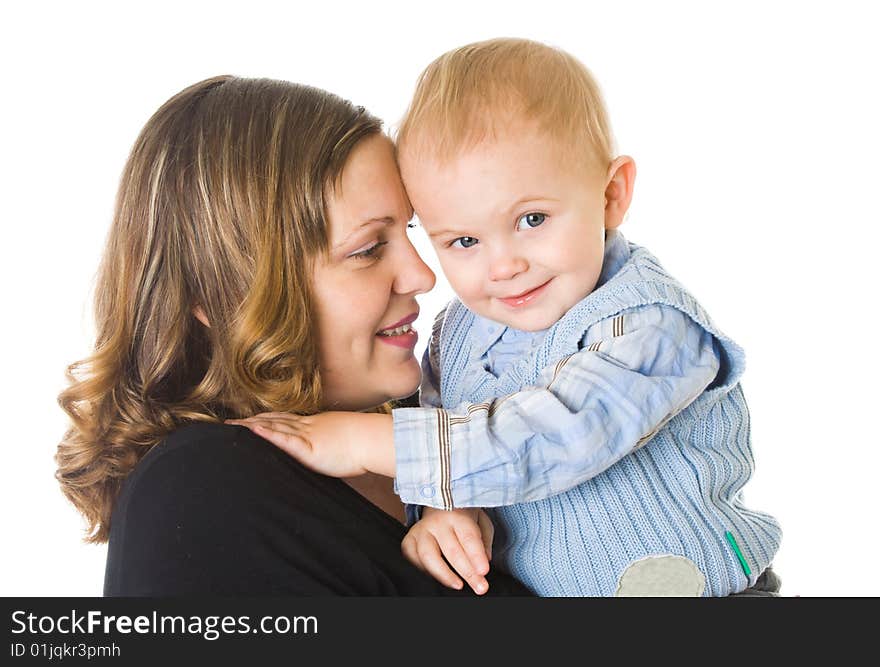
[
  {"x1": 420, "y1": 485, "x2": 436, "y2": 498},
  {"x1": 487, "y1": 326, "x2": 495, "y2": 333}
]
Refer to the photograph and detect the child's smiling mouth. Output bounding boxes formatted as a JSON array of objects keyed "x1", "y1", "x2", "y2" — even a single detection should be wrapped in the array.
[{"x1": 498, "y1": 278, "x2": 553, "y2": 308}]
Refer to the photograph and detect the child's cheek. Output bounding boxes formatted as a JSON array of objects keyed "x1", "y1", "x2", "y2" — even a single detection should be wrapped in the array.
[
  {"x1": 454, "y1": 270, "x2": 480, "y2": 301},
  {"x1": 448, "y1": 265, "x2": 483, "y2": 305}
]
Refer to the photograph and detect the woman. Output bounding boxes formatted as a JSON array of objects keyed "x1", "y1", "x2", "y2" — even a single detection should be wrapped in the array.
[{"x1": 56, "y1": 75, "x2": 530, "y2": 596}]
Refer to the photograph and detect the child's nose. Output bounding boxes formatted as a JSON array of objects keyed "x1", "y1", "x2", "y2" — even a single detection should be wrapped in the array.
[{"x1": 489, "y1": 254, "x2": 529, "y2": 282}]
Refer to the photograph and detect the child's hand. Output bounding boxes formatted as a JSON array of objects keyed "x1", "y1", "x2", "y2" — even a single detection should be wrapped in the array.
[
  {"x1": 401, "y1": 507, "x2": 493, "y2": 595},
  {"x1": 227, "y1": 411, "x2": 395, "y2": 478}
]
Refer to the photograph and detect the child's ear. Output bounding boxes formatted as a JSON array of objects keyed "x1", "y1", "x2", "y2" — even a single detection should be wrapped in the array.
[{"x1": 604, "y1": 156, "x2": 636, "y2": 231}]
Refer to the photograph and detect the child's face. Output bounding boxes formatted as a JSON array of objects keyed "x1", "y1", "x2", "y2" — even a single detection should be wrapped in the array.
[{"x1": 400, "y1": 128, "x2": 611, "y2": 331}]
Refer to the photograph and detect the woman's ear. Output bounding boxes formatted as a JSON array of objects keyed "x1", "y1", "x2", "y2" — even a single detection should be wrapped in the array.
[
  {"x1": 604, "y1": 156, "x2": 636, "y2": 231},
  {"x1": 193, "y1": 306, "x2": 211, "y2": 328}
]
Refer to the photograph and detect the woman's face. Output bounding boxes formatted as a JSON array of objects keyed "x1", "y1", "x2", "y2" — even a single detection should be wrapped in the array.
[{"x1": 312, "y1": 134, "x2": 436, "y2": 410}]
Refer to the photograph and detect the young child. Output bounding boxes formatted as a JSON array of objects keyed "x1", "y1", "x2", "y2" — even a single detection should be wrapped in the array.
[{"x1": 231, "y1": 38, "x2": 782, "y2": 597}]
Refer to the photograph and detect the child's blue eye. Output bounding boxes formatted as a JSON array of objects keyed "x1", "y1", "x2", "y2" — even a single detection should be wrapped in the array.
[
  {"x1": 349, "y1": 241, "x2": 388, "y2": 261},
  {"x1": 450, "y1": 236, "x2": 479, "y2": 249},
  {"x1": 516, "y1": 212, "x2": 546, "y2": 230}
]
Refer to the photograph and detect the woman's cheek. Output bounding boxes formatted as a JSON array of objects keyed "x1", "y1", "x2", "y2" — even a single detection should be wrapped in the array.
[{"x1": 351, "y1": 272, "x2": 390, "y2": 347}]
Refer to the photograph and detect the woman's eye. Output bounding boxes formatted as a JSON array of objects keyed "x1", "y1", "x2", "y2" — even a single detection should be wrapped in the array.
[
  {"x1": 349, "y1": 241, "x2": 388, "y2": 261},
  {"x1": 450, "y1": 236, "x2": 479, "y2": 249},
  {"x1": 516, "y1": 212, "x2": 546, "y2": 230}
]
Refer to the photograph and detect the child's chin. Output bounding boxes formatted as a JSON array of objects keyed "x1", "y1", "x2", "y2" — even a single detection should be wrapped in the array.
[
  {"x1": 474, "y1": 301, "x2": 559, "y2": 331},
  {"x1": 498, "y1": 311, "x2": 560, "y2": 332}
]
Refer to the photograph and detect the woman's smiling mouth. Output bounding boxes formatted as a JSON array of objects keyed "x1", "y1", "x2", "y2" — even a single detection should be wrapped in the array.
[{"x1": 376, "y1": 312, "x2": 419, "y2": 348}]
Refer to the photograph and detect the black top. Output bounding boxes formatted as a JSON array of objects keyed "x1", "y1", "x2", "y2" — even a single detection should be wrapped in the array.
[{"x1": 103, "y1": 422, "x2": 532, "y2": 596}]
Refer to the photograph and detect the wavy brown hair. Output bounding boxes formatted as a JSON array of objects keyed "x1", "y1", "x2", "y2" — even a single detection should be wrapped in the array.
[{"x1": 56, "y1": 75, "x2": 382, "y2": 543}]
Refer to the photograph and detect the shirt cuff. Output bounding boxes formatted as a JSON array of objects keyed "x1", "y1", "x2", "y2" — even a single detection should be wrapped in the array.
[{"x1": 391, "y1": 406, "x2": 446, "y2": 510}]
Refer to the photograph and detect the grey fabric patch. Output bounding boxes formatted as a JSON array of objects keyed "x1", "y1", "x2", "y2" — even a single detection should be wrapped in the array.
[{"x1": 615, "y1": 555, "x2": 706, "y2": 597}]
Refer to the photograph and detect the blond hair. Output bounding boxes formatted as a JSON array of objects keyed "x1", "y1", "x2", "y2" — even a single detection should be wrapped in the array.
[
  {"x1": 396, "y1": 37, "x2": 615, "y2": 171},
  {"x1": 56, "y1": 76, "x2": 382, "y2": 543}
]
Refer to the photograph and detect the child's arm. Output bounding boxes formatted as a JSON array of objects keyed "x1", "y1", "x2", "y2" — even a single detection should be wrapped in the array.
[
  {"x1": 230, "y1": 305, "x2": 720, "y2": 511},
  {"x1": 393, "y1": 304, "x2": 722, "y2": 510}
]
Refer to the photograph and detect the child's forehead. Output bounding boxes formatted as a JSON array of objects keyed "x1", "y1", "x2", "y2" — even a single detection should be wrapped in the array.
[
  {"x1": 400, "y1": 119, "x2": 603, "y2": 179},
  {"x1": 403, "y1": 139, "x2": 600, "y2": 203}
]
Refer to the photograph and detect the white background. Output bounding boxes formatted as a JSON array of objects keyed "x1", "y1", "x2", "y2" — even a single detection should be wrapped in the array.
[{"x1": 2, "y1": 0, "x2": 877, "y2": 597}]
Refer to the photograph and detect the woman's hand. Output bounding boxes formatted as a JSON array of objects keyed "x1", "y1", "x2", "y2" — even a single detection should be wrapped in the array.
[
  {"x1": 401, "y1": 507, "x2": 494, "y2": 595},
  {"x1": 227, "y1": 412, "x2": 395, "y2": 478}
]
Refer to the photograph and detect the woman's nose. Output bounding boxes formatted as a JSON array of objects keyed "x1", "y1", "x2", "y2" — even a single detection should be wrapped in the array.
[
  {"x1": 394, "y1": 239, "x2": 436, "y2": 295},
  {"x1": 488, "y1": 253, "x2": 528, "y2": 282}
]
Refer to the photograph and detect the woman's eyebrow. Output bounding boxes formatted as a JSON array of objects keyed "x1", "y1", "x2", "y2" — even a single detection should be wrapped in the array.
[{"x1": 332, "y1": 217, "x2": 394, "y2": 249}]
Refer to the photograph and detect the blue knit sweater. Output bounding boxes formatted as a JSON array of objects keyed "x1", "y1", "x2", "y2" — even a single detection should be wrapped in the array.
[{"x1": 416, "y1": 236, "x2": 782, "y2": 596}]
